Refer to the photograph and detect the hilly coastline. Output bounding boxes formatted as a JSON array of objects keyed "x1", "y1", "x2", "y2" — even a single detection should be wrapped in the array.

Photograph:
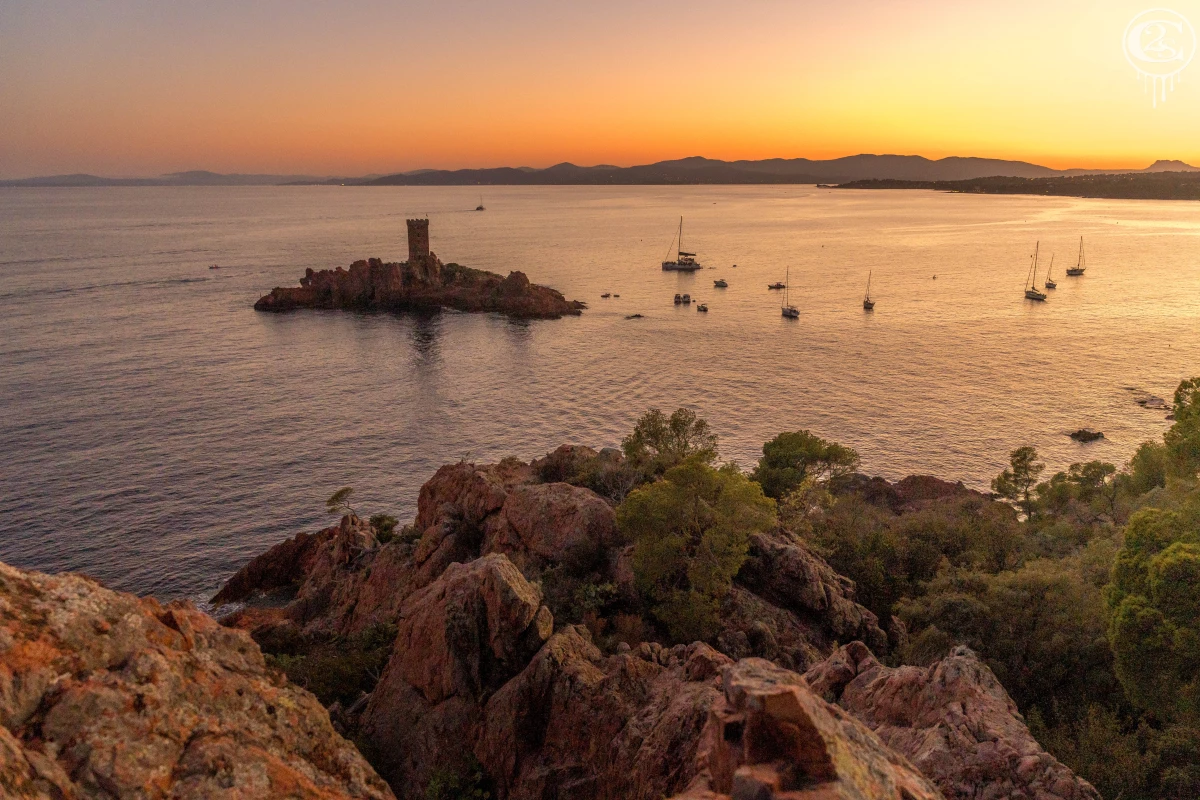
[
  {"x1": 5, "y1": 155, "x2": 1195, "y2": 188},
  {"x1": 838, "y1": 169, "x2": 1200, "y2": 200}
]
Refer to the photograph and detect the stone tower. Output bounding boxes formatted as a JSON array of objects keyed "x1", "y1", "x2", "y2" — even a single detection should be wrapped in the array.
[
  {"x1": 407, "y1": 218, "x2": 430, "y2": 264},
  {"x1": 405, "y1": 217, "x2": 441, "y2": 284}
]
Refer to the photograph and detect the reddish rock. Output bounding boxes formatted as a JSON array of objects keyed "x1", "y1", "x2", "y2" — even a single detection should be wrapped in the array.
[
  {"x1": 255, "y1": 255, "x2": 584, "y2": 320},
  {"x1": 671, "y1": 658, "x2": 943, "y2": 800},
  {"x1": 476, "y1": 629, "x2": 729, "y2": 800},
  {"x1": 0, "y1": 560, "x2": 393, "y2": 800},
  {"x1": 734, "y1": 529, "x2": 889, "y2": 660},
  {"x1": 483, "y1": 482, "x2": 619, "y2": 571},
  {"x1": 804, "y1": 642, "x2": 1100, "y2": 800}
]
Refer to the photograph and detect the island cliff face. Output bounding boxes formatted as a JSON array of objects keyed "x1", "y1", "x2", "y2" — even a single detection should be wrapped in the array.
[
  {"x1": 254, "y1": 219, "x2": 585, "y2": 319},
  {"x1": 211, "y1": 446, "x2": 1099, "y2": 800}
]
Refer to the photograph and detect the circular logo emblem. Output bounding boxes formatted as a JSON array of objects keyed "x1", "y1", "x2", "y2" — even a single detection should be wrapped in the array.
[{"x1": 1124, "y1": 8, "x2": 1196, "y2": 107}]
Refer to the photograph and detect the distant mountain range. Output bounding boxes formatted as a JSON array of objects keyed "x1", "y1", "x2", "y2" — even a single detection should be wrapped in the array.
[{"x1": 3, "y1": 157, "x2": 1197, "y2": 187}]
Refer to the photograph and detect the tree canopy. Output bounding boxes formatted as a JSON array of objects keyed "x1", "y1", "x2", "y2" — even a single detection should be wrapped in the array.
[
  {"x1": 621, "y1": 408, "x2": 718, "y2": 476},
  {"x1": 750, "y1": 430, "x2": 861, "y2": 499}
]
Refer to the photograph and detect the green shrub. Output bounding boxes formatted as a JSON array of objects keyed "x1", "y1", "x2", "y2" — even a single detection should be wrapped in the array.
[{"x1": 619, "y1": 459, "x2": 775, "y2": 643}]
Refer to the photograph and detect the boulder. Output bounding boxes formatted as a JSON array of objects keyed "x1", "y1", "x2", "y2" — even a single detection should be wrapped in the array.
[
  {"x1": 805, "y1": 642, "x2": 1100, "y2": 800},
  {"x1": 670, "y1": 658, "x2": 943, "y2": 800},
  {"x1": 361, "y1": 554, "x2": 553, "y2": 792},
  {"x1": 735, "y1": 530, "x2": 889, "y2": 658},
  {"x1": 0, "y1": 560, "x2": 393, "y2": 800}
]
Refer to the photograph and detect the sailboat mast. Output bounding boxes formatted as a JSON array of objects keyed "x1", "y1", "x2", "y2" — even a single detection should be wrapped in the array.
[
  {"x1": 785, "y1": 267, "x2": 789, "y2": 308},
  {"x1": 678, "y1": 217, "x2": 683, "y2": 257},
  {"x1": 1032, "y1": 242, "x2": 1040, "y2": 284}
]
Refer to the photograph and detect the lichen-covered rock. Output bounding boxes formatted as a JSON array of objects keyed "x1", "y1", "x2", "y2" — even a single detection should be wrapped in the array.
[
  {"x1": 0, "y1": 561, "x2": 393, "y2": 800},
  {"x1": 671, "y1": 658, "x2": 943, "y2": 800},
  {"x1": 805, "y1": 642, "x2": 1100, "y2": 800}
]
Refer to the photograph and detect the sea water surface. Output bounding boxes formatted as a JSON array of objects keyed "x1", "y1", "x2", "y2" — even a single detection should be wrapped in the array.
[{"x1": 1, "y1": 185, "x2": 1197, "y2": 602}]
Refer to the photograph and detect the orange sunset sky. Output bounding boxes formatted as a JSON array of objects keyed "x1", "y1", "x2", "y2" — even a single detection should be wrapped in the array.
[{"x1": 2, "y1": 0, "x2": 1199, "y2": 178}]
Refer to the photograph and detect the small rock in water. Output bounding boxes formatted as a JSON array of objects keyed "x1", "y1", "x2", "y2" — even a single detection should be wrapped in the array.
[
  {"x1": 1137, "y1": 396, "x2": 1167, "y2": 409},
  {"x1": 1069, "y1": 429, "x2": 1105, "y2": 443}
]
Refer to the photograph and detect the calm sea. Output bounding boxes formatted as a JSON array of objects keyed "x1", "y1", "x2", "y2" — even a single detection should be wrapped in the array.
[{"x1": 1, "y1": 185, "x2": 1197, "y2": 603}]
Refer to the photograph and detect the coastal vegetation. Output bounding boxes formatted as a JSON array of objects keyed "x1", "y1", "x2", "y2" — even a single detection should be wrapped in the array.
[
  {"x1": 600, "y1": 388, "x2": 1200, "y2": 798},
  {"x1": 228, "y1": 386, "x2": 1200, "y2": 798}
]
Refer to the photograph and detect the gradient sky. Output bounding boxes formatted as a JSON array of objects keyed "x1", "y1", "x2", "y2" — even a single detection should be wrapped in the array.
[{"x1": 2, "y1": 0, "x2": 1199, "y2": 177}]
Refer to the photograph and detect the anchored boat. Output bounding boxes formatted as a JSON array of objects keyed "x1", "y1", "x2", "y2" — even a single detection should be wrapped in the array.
[
  {"x1": 1025, "y1": 243, "x2": 1048, "y2": 301},
  {"x1": 781, "y1": 268, "x2": 799, "y2": 318},
  {"x1": 1066, "y1": 237, "x2": 1086, "y2": 276},
  {"x1": 661, "y1": 217, "x2": 703, "y2": 271},
  {"x1": 863, "y1": 271, "x2": 875, "y2": 310}
]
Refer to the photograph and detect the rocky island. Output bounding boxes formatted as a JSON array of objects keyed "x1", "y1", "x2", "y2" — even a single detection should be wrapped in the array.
[{"x1": 255, "y1": 218, "x2": 585, "y2": 319}]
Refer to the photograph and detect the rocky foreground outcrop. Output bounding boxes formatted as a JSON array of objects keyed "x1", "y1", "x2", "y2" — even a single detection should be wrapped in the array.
[
  {"x1": 254, "y1": 258, "x2": 585, "y2": 319},
  {"x1": 805, "y1": 642, "x2": 1100, "y2": 800},
  {"x1": 209, "y1": 446, "x2": 1099, "y2": 800},
  {"x1": 672, "y1": 659, "x2": 942, "y2": 800},
  {"x1": 215, "y1": 451, "x2": 889, "y2": 668},
  {"x1": 0, "y1": 562, "x2": 392, "y2": 799}
]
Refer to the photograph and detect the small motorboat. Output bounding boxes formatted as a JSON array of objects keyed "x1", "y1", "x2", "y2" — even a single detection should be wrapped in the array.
[
  {"x1": 601, "y1": 293, "x2": 611, "y2": 298},
  {"x1": 674, "y1": 293, "x2": 683, "y2": 304},
  {"x1": 697, "y1": 303, "x2": 708, "y2": 312},
  {"x1": 714, "y1": 279, "x2": 728, "y2": 288},
  {"x1": 613, "y1": 294, "x2": 620, "y2": 297},
  {"x1": 768, "y1": 282, "x2": 786, "y2": 290},
  {"x1": 681, "y1": 294, "x2": 692, "y2": 304},
  {"x1": 209, "y1": 264, "x2": 220, "y2": 270},
  {"x1": 732, "y1": 264, "x2": 738, "y2": 268}
]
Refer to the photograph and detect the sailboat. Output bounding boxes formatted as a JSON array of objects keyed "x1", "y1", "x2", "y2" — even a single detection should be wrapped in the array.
[
  {"x1": 1025, "y1": 243, "x2": 1048, "y2": 301},
  {"x1": 1066, "y1": 237, "x2": 1086, "y2": 276},
  {"x1": 475, "y1": 196, "x2": 485, "y2": 211},
  {"x1": 781, "y1": 267, "x2": 799, "y2": 318},
  {"x1": 1044, "y1": 255, "x2": 1057, "y2": 289},
  {"x1": 661, "y1": 217, "x2": 703, "y2": 271},
  {"x1": 863, "y1": 271, "x2": 875, "y2": 310}
]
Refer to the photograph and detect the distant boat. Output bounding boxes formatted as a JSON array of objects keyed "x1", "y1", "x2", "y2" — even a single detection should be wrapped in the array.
[
  {"x1": 697, "y1": 303, "x2": 708, "y2": 312},
  {"x1": 714, "y1": 278, "x2": 728, "y2": 288},
  {"x1": 601, "y1": 293, "x2": 611, "y2": 298},
  {"x1": 1066, "y1": 237, "x2": 1086, "y2": 276},
  {"x1": 782, "y1": 268, "x2": 799, "y2": 318},
  {"x1": 681, "y1": 293, "x2": 692, "y2": 304},
  {"x1": 1044, "y1": 255, "x2": 1057, "y2": 289},
  {"x1": 475, "y1": 196, "x2": 485, "y2": 211},
  {"x1": 209, "y1": 264, "x2": 220, "y2": 270},
  {"x1": 863, "y1": 270, "x2": 875, "y2": 310},
  {"x1": 674, "y1": 293, "x2": 683, "y2": 305},
  {"x1": 768, "y1": 282, "x2": 786, "y2": 290},
  {"x1": 662, "y1": 217, "x2": 703, "y2": 271},
  {"x1": 1025, "y1": 243, "x2": 1048, "y2": 301}
]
